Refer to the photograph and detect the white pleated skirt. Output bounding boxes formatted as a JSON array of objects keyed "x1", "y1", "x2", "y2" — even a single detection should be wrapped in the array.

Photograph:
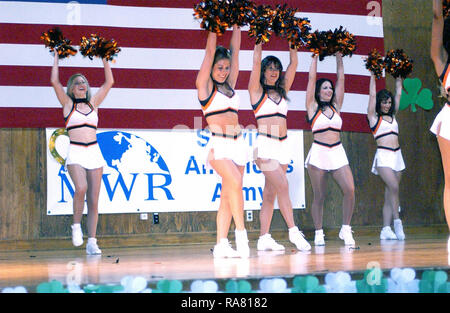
[
  {"x1": 304, "y1": 142, "x2": 349, "y2": 171},
  {"x1": 66, "y1": 142, "x2": 106, "y2": 170},
  {"x1": 430, "y1": 103, "x2": 450, "y2": 141},
  {"x1": 254, "y1": 134, "x2": 291, "y2": 165},
  {"x1": 371, "y1": 148, "x2": 405, "y2": 175}
]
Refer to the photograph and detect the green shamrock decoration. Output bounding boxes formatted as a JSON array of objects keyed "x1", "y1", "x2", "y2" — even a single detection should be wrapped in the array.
[
  {"x1": 419, "y1": 270, "x2": 449, "y2": 293},
  {"x1": 291, "y1": 275, "x2": 326, "y2": 293},
  {"x1": 356, "y1": 268, "x2": 387, "y2": 293},
  {"x1": 153, "y1": 279, "x2": 183, "y2": 293},
  {"x1": 225, "y1": 279, "x2": 253, "y2": 293},
  {"x1": 399, "y1": 78, "x2": 434, "y2": 112}
]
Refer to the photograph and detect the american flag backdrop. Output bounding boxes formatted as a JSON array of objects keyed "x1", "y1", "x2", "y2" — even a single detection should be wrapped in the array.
[{"x1": 0, "y1": 0, "x2": 385, "y2": 132}]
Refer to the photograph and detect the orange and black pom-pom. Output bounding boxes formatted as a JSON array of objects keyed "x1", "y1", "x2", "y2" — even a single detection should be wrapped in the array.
[
  {"x1": 40, "y1": 27, "x2": 77, "y2": 59},
  {"x1": 365, "y1": 49, "x2": 385, "y2": 79},
  {"x1": 248, "y1": 4, "x2": 277, "y2": 44},
  {"x1": 272, "y1": 4, "x2": 294, "y2": 36},
  {"x1": 329, "y1": 26, "x2": 357, "y2": 57},
  {"x1": 306, "y1": 30, "x2": 330, "y2": 60},
  {"x1": 225, "y1": 0, "x2": 256, "y2": 27},
  {"x1": 272, "y1": 4, "x2": 311, "y2": 49},
  {"x1": 384, "y1": 49, "x2": 413, "y2": 78},
  {"x1": 307, "y1": 26, "x2": 356, "y2": 60},
  {"x1": 193, "y1": 0, "x2": 230, "y2": 35},
  {"x1": 79, "y1": 35, "x2": 121, "y2": 61},
  {"x1": 444, "y1": 0, "x2": 450, "y2": 18}
]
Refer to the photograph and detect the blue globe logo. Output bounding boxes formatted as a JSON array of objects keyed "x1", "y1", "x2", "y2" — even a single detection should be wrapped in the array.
[{"x1": 97, "y1": 131, "x2": 170, "y2": 175}]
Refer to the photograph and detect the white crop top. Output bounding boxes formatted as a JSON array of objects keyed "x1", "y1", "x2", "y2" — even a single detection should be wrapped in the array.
[
  {"x1": 200, "y1": 84, "x2": 240, "y2": 118},
  {"x1": 64, "y1": 101, "x2": 98, "y2": 131},
  {"x1": 252, "y1": 91, "x2": 288, "y2": 120},
  {"x1": 370, "y1": 115, "x2": 399, "y2": 140},
  {"x1": 440, "y1": 63, "x2": 450, "y2": 93},
  {"x1": 310, "y1": 105, "x2": 342, "y2": 134}
]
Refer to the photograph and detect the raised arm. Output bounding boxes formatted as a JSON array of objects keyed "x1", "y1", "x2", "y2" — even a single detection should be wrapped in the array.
[
  {"x1": 50, "y1": 53, "x2": 72, "y2": 108},
  {"x1": 305, "y1": 55, "x2": 318, "y2": 119},
  {"x1": 227, "y1": 25, "x2": 241, "y2": 89},
  {"x1": 90, "y1": 58, "x2": 114, "y2": 108},
  {"x1": 283, "y1": 46, "x2": 299, "y2": 93},
  {"x1": 367, "y1": 74, "x2": 377, "y2": 124},
  {"x1": 196, "y1": 31, "x2": 217, "y2": 100},
  {"x1": 334, "y1": 52, "x2": 345, "y2": 111},
  {"x1": 393, "y1": 77, "x2": 403, "y2": 114},
  {"x1": 431, "y1": 0, "x2": 447, "y2": 76},
  {"x1": 248, "y1": 43, "x2": 263, "y2": 104}
]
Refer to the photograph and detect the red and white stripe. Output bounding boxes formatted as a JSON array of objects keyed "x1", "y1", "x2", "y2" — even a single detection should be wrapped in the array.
[{"x1": 0, "y1": 0, "x2": 385, "y2": 131}]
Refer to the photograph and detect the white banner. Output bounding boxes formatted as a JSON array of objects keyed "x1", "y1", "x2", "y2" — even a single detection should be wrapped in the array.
[{"x1": 46, "y1": 128, "x2": 305, "y2": 215}]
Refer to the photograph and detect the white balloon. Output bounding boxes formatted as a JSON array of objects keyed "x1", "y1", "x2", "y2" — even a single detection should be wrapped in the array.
[
  {"x1": 13, "y1": 286, "x2": 27, "y2": 293},
  {"x1": 335, "y1": 271, "x2": 351, "y2": 285},
  {"x1": 390, "y1": 268, "x2": 402, "y2": 282},
  {"x1": 406, "y1": 280, "x2": 419, "y2": 293},
  {"x1": 191, "y1": 280, "x2": 205, "y2": 293},
  {"x1": 387, "y1": 278, "x2": 398, "y2": 293},
  {"x1": 401, "y1": 268, "x2": 416, "y2": 282},
  {"x1": 131, "y1": 277, "x2": 148, "y2": 293},
  {"x1": 272, "y1": 278, "x2": 287, "y2": 292},
  {"x1": 203, "y1": 280, "x2": 218, "y2": 293},
  {"x1": 259, "y1": 279, "x2": 270, "y2": 292},
  {"x1": 1, "y1": 286, "x2": 28, "y2": 293},
  {"x1": 325, "y1": 273, "x2": 337, "y2": 286},
  {"x1": 120, "y1": 275, "x2": 133, "y2": 287}
]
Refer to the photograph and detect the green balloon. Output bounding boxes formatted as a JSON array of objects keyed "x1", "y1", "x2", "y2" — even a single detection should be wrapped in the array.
[
  {"x1": 238, "y1": 280, "x2": 252, "y2": 293},
  {"x1": 37, "y1": 280, "x2": 67, "y2": 293},
  {"x1": 225, "y1": 280, "x2": 239, "y2": 293},
  {"x1": 293, "y1": 276, "x2": 319, "y2": 292},
  {"x1": 156, "y1": 279, "x2": 183, "y2": 293},
  {"x1": 168, "y1": 280, "x2": 183, "y2": 293}
]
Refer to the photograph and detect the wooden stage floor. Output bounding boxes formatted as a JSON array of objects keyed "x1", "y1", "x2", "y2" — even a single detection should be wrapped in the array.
[{"x1": 0, "y1": 234, "x2": 449, "y2": 291}]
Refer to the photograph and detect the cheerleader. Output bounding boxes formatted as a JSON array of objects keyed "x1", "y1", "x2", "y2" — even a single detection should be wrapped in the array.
[
  {"x1": 367, "y1": 74, "x2": 406, "y2": 240},
  {"x1": 196, "y1": 25, "x2": 250, "y2": 258},
  {"x1": 248, "y1": 43, "x2": 311, "y2": 252},
  {"x1": 305, "y1": 53, "x2": 356, "y2": 246},
  {"x1": 431, "y1": 0, "x2": 450, "y2": 252},
  {"x1": 50, "y1": 52, "x2": 114, "y2": 255}
]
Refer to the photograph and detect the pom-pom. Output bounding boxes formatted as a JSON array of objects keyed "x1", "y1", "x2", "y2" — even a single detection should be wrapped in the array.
[
  {"x1": 40, "y1": 27, "x2": 77, "y2": 59},
  {"x1": 193, "y1": 0, "x2": 230, "y2": 35},
  {"x1": 248, "y1": 5, "x2": 277, "y2": 44},
  {"x1": 307, "y1": 26, "x2": 356, "y2": 60},
  {"x1": 329, "y1": 26, "x2": 357, "y2": 57},
  {"x1": 225, "y1": 0, "x2": 256, "y2": 27},
  {"x1": 306, "y1": 30, "x2": 330, "y2": 60},
  {"x1": 79, "y1": 34, "x2": 121, "y2": 61},
  {"x1": 384, "y1": 49, "x2": 413, "y2": 78},
  {"x1": 444, "y1": 0, "x2": 450, "y2": 19},
  {"x1": 365, "y1": 49, "x2": 385, "y2": 79},
  {"x1": 272, "y1": 4, "x2": 311, "y2": 49}
]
